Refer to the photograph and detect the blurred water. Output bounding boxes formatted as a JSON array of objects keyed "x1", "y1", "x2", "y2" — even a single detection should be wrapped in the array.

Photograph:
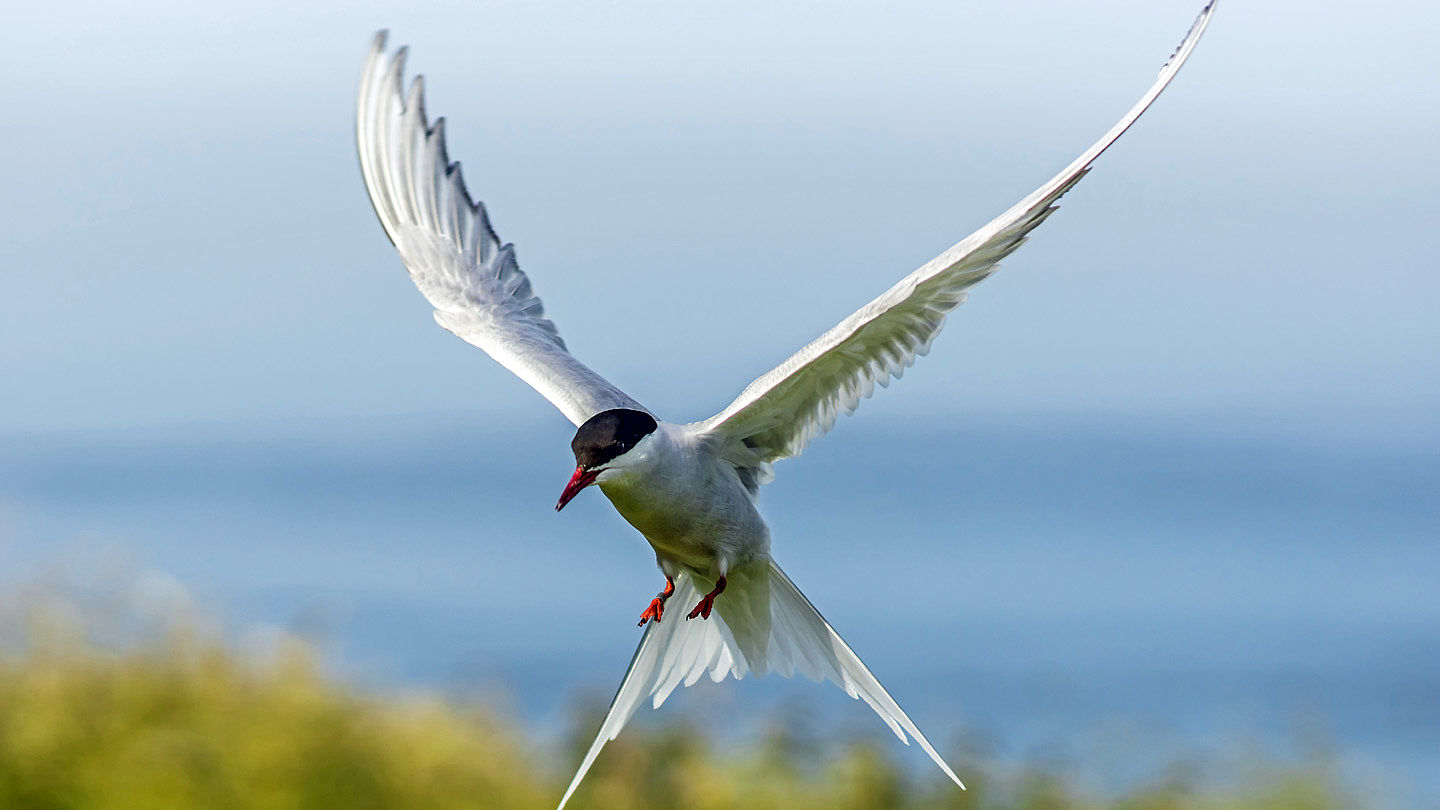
[{"x1": 2, "y1": 413, "x2": 1436, "y2": 805}]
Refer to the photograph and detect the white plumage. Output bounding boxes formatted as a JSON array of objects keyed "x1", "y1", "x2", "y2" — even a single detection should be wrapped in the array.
[
  {"x1": 356, "y1": 40, "x2": 646, "y2": 426},
  {"x1": 354, "y1": 4, "x2": 1216, "y2": 808},
  {"x1": 555, "y1": 559, "x2": 965, "y2": 810},
  {"x1": 696, "y1": 3, "x2": 1215, "y2": 468}
]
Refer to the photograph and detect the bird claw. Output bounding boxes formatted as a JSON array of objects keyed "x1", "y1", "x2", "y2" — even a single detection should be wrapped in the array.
[
  {"x1": 638, "y1": 577, "x2": 676, "y2": 627},
  {"x1": 685, "y1": 574, "x2": 727, "y2": 621},
  {"x1": 685, "y1": 595, "x2": 716, "y2": 620},
  {"x1": 638, "y1": 597, "x2": 666, "y2": 626}
]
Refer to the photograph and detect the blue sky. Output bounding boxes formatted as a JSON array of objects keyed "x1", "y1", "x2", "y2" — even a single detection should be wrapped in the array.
[{"x1": 3, "y1": 0, "x2": 1436, "y2": 443}]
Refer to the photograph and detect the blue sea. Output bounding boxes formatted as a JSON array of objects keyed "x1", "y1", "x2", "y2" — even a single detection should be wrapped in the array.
[{"x1": 2, "y1": 413, "x2": 1436, "y2": 806}]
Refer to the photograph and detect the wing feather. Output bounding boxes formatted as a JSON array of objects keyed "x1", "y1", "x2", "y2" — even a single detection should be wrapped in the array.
[
  {"x1": 357, "y1": 33, "x2": 646, "y2": 426},
  {"x1": 694, "y1": 2, "x2": 1214, "y2": 465}
]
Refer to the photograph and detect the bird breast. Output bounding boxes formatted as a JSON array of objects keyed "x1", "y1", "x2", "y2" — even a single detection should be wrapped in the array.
[{"x1": 597, "y1": 428, "x2": 769, "y2": 574}]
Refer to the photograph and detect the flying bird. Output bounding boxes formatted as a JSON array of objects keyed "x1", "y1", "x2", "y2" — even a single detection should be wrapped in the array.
[{"x1": 356, "y1": 4, "x2": 1214, "y2": 806}]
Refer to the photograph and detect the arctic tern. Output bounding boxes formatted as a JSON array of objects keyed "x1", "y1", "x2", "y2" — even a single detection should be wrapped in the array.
[{"x1": 356, "y1": 4, "x2": 1214, "y2": 806}]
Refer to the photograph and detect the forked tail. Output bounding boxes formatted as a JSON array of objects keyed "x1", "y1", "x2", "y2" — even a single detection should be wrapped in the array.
[{"x1": 556, "y1": 558, "x2": 963, "y2": 810}]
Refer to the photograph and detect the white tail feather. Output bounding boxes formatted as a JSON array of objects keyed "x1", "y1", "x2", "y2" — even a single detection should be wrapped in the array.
[{"x1": 556, "y1": 559, "x2": 963, "y2": 810}]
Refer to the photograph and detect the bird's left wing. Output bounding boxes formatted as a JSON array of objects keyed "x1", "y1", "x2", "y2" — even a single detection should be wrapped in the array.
[
  {"x1": 693, "y1": 2, "x2": 1214, "y2": 467},
  {"x1": 357, "y1": 33, "x2": 647, "y2": 426}
]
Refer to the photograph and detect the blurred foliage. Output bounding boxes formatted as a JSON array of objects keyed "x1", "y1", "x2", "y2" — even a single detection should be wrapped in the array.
[{"x1": 0, "y1": 603, "x2": 1354, "y2": 810}]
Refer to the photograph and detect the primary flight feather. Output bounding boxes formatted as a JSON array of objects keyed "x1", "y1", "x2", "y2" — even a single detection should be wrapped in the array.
[{"x1": 355, "y1": 4, "x2": 1215, "y2": 808}]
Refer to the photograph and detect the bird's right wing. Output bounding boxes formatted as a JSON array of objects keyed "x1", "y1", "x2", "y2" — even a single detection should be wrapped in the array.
[
  {"x1": 357, "y1": 33, "x2": 646, "y2": 426},
  {"x1": 693, "y1": 2, "x2": 1214, "y2": 467},
  {"x1": 556, "y1": 560, "x2": 962, "y2": 810}
]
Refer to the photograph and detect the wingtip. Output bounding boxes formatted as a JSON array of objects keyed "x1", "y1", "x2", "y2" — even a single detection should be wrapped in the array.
[
  {"x1": 362, "y1": 30, "x2": 392, "y2": 79},
  {"x1": 1159, "y1": 0, "x2": 1218, "y2": 76}
]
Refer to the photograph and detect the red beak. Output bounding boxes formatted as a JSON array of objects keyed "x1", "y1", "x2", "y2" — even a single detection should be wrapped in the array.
[{"x1": 556, "y1": 466, "x2": 600, "y2": 511}]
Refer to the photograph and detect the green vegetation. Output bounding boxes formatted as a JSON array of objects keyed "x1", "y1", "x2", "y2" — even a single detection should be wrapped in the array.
[{"x1": 0, "y1": 609, "x2": 1351, "y2": 810}]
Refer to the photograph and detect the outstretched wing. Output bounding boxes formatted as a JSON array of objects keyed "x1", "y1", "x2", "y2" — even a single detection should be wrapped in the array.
[
  {"x1": 694, "y1": 2, "x2": 1215, "y2": 467},
  {"x1": 556, "y1": 560, "x2": 963, "y2": 810},
  {"x1": 357, "y1": 33, "x2": 646, "y2": 426}
]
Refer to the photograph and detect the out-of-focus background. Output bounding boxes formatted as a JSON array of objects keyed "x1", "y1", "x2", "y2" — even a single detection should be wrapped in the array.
[{"x1": 3, "y1": 1, "x2": 1436, "y2": 808}]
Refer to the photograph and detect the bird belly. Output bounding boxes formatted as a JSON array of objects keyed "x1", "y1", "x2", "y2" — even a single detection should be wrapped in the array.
[{"x1": 599, "y1": 476, "x2": 768, "y2": 577}]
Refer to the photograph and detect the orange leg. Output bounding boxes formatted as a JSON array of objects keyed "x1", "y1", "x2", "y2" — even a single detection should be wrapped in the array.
[
  {"x1": 686, "y1": 574, "x2": 727, "y2": 621},
  {"x1": 638, "y1": 577, "x2": 675, "y2": 626}
]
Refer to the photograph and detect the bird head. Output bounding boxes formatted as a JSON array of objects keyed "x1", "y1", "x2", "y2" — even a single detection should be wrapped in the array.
[{"x1": 556, "y1": 409, "x2": 658, "y2": 511}]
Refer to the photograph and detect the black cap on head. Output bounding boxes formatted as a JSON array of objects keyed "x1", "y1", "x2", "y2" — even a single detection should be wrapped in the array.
[{"x1": 571, "y1": 409, "x2": 658, "y2": 469}]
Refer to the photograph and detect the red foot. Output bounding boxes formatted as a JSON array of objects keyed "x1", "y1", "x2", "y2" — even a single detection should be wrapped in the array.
[
  {"x1": 686, "y1": 574, "x2": 727, "y2": 621},
  {"x1": 638, "y1": 577, "x2": 676, "y2": 626},
  {"x1": 638, "y1": 597, "x2": 665, "y2": 626}
]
